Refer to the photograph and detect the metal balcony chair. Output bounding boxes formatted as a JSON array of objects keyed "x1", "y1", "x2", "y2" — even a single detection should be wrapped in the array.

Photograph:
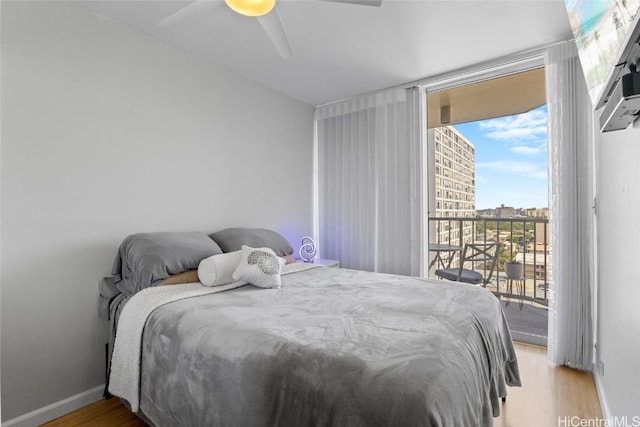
[{"x1": 435, "y1": 242, "x2": 501, "y2": 287}]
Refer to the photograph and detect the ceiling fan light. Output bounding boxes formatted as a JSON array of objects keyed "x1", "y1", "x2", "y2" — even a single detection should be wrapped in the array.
[{"x1": 224, "y1": 0, "x2": 275, "y2": 17}]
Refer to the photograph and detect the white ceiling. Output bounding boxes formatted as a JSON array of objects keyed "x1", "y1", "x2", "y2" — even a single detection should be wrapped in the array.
[{"x1": 74, "y1": 0, "x2": 573, "y2": 106}]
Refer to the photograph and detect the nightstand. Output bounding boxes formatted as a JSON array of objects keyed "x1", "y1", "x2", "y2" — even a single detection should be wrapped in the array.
[
  {"x1": 312, "y1": 258, "x2": 340, "y2": 268},
  {"x1": 297, "y1": 258, "x2": 340, "y2": 268}
]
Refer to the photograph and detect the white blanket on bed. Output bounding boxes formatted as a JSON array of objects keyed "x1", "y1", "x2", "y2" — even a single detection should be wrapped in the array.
[{"x1": 108, "y1": 263, "x2": 322, "y2": 412}]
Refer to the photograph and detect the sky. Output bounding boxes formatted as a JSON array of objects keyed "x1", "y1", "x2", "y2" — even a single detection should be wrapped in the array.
[{"x1": 452, "y1": 105, "x2": 548, "y2": 210}]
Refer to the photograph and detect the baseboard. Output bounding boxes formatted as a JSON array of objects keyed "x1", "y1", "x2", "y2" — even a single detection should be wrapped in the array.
[
  {"x1": 592, "y1": 366, "x2": 612, "y2": 419},
  {"x1": 2, "y1": 385, "x2": 104, "y2": 427}
]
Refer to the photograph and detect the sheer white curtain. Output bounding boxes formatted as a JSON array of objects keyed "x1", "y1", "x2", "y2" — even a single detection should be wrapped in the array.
[
  {"x1": 315, "y1": 88, "x2": 422, "y2": 276},
  {"x1": 545, "y1": 41, "x2": 595, "y2": 370}
]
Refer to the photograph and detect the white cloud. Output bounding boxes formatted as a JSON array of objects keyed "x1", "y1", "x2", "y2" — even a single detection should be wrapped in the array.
[
  {"x1": 510, "y1": 145, "x2": 542, "y2": 155},
  {"x1": 479, "y1": 109, "x2": 547, "y2": 143},
  {"x1": 476, "y1": 160, "x2": 547, "y2": 180}
]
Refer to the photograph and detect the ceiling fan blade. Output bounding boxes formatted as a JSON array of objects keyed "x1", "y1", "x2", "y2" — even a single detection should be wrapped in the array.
[
  {"x1": 318, "y1": 0, "x2": 382, "y2": 7},
  {"x1": 158, "y1": 0, "x2": 223, "y2": 28},
  {"x1": 256, "y1": 7, "x2": 294, "y2": 59}
]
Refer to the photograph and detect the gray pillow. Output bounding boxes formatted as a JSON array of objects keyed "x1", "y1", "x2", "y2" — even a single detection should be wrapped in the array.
[
  {"x1": 210, "y1": 228, "x2": 293, "y2": 257},
  {"x1": 112, "y1": 232, "x2": 222, "y2": 295}
]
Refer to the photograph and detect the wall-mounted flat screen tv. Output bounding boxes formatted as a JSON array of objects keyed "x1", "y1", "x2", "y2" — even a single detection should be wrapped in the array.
[{"x1": 564, "y1": 0, "x2": 640, "y2": 107}]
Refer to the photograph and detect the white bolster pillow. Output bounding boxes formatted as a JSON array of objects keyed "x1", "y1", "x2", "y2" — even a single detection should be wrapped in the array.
[{"x1": 198, "y1": 251, "x2": 244, "y2": 287}]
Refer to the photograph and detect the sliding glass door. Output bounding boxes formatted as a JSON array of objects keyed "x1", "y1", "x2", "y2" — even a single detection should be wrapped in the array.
[{"x1": 423, "y1": 64, "x2": 550, "y2": 346}]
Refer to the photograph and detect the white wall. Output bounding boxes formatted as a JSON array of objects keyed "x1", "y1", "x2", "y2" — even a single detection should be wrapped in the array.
[
  {"x1": 595, "y1": 119, "x2": 640, "y2": 418},
  {"x1": 0, "y1": 1, "x2": 314, "y2": 421}
]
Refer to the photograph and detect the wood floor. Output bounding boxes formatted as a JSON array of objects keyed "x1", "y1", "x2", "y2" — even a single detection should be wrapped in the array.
[
  {"x1": 494, "y1": 343, "x2": 602, "y2": 427},
  {"x1": 41, "y1": 398, "x2": 147, "y2": 427},
  {"x1": 42, "y1": 343, "x2": 601, "y2": 427}
]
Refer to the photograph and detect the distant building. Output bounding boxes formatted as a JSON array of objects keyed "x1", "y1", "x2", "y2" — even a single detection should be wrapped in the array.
[
  {"x1": 534, "y1": 221, "x2": 548, "y2": 245},
  {"x1": 525, "y1": 207, "x2": 549, "y2": 218},
  {"x1": 514, "y1": 252, "x2": 549, "y2": 282},
  {"x1": 496, "y1": 204, "x2": 515, "y2": 218},
  {"x1": 476, "y1": 208, "x2": 495, "y2": 217},
  {"x1": 433, "y1": 126, "x2": 475, "y2": 245}
]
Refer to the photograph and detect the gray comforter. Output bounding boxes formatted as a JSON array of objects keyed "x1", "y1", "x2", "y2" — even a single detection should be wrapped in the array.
[{"x1": 138, "y1": 267, "x2": 520, "y2": 426}]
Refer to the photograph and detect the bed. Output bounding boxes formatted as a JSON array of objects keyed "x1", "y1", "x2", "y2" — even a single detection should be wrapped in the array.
[{"x1": 99, "y1": 229, "x2": 520, "y2": 427}]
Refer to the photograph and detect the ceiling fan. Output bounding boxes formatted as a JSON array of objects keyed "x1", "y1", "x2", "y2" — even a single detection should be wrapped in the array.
[{"x1": 157, "y1": 0, "x2": 383, "y2": 59}]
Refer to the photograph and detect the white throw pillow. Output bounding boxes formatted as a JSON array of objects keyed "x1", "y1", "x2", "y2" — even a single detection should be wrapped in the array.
[
  {"x1": 232, "y1": 245, "x2": 285, "y2": 289},
  {"x1": 198, "y1": 251, "x2": 244, "y2": 287}
]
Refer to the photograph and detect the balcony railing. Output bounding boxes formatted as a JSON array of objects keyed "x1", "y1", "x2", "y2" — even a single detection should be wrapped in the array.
[{"x1": 428, "y1": 216, "x2": 550, "y2": 307}]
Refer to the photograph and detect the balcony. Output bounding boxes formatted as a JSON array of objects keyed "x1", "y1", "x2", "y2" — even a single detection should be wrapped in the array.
[{"x1": 428, "y1": 216, "x2": 549, "y2": 345}]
